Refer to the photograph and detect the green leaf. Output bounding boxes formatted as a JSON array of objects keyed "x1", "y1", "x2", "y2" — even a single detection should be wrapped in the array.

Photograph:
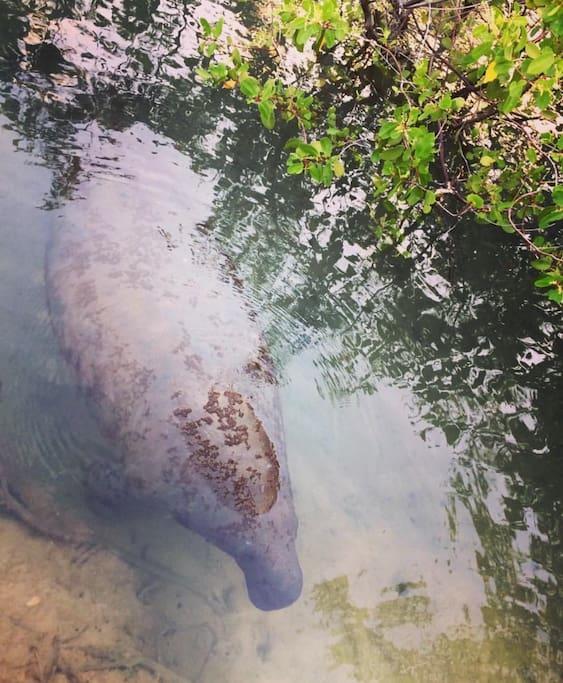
[
  {"x1": 284, "y1": 138, "x2": 301, "y2": 151},
  {"x1": 240, "y1": 77, "x2": 261, "y2": 99},
  {"x1": 297, "y1": 142, "x2": 321, "y2": 158},
  {"x1": 406, "y1": 187, "x2": 425, "y2": 206},
  {"x1": 321, "y1": 0, "x2": 338, "y2": 21},
  {"x1": 465, "y1": 40, "x2": 493, "y2": 65},
  {"x1": 211, "y1": 18, "x2": 224, "y2": 39},
  {"x1": 380, "y1": 146, "x2": 404, "y2": 161},
  {"x1": 412, "y1": 130, "x2": 435, "y2": 161},
  {"x1": 202, "y1": 42, "x2": 217, "y2": 58},
  {"x1": 526, "y1": 48, "x2": 555, "y2": 76},
  {"x1": 439, "y1": 93, "x2": 453, "y2": 110},
  {"x1": 287, "y1": 158, "x2": 304, "y2": 175},
  {"x1": 535, "y1": 275, "x2": 557, "y2": 287},
  {"x1": 509, "y1": 79, "x2": 525, "y2": 98},
  {"x1": 525, "y1": 43, "x2": 541, "y2": 59},
  {"x1": 231, "y1": 47, "x2": 242, "y2": 66},
  {"x1": 547, "y1": 289, "x2": 563, "y2": 304},
  {"x1": 195, "y1": 67, "x2": 210, "y2": 82},
  {"x1": 209, "y1": 63, "x2": 228, "y2": 81},
  {"x1": 321, "y1": 163, "x2": 334, "y2": 186},
  {"x1": 531, "y1": 258, "x2": 552, "y2": 271},
  {"x1": 319, "y1": 137, "x2": 333, "y2": 156},
  {"x1": 467, "y1": 193, "x2": 485, "y2": 209},
  {"x1": 535, "y1": 90, "x2": 551, "y2": 109},
  {"x1": 262, "y1": 79, "x2": 276, "y2": 99},
  {"x1": 309, "y1": 163, "x2": 323, "y2": 183},
  {"x1": 552, "y1": 185, "x2": 563, "y2": 206},
  {"x1": 295, "y1": 25, "x2": 319, "y2": 50},
  {"x1": 199, "y1": 17, "x2": 211, "y2": 36},
  {"x1": 258, "y1": 100, "x2": 276, "y2": 129},
  {"x1": 378, "y1": 121, "x2": 399, "y2": 140},
  {"x1": 480, "y1": 154, "x2": 495, "y2": 167},
  {"x1": 539, "y1": 208, "x2": 563, "y2": 229},
  {"x1": 501, "y1": 94, "x2": 521, "y2": 114}
]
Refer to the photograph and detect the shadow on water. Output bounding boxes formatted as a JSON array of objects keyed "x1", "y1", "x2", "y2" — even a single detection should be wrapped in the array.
[{"x1": 0, "y1": 0, "x2": 562, "y2": 680}]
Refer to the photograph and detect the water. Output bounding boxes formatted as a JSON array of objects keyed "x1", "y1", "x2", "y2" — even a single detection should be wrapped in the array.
[{"x1": 0, "y1": 0, "x2": 562, "y2": 680}]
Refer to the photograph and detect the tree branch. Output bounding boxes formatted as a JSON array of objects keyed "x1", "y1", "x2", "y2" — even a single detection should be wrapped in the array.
[{"x1": 359, "y1": 0, "x2": 377, "y2": 38}]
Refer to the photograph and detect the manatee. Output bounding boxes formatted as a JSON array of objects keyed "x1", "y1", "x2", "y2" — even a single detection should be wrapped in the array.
[{"x1": 44, "y1": 158, "x2": 302, "y2": 611}]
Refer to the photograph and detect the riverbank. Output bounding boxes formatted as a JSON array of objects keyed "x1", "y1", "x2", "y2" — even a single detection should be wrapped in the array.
[{"x1": 0, "y1": 514, "x2": 192, "y2": 682}]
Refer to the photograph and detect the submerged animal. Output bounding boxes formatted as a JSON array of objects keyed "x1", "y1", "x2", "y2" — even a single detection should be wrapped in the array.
[{"x1": 44, "y1": 157, "x2": 302, "y2": 611}]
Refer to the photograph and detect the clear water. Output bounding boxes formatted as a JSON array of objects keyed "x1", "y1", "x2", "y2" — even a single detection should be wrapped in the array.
[{"x1": 0, "y1": 1, "x2": 561, "y2": 681}]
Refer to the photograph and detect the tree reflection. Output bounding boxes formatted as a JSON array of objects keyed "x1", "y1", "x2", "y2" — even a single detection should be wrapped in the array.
[{"x1": 0, "y1": 0, "x2": 561, "y2": 668}]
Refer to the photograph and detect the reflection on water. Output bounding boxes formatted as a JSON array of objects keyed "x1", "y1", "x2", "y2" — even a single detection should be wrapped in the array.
[{"x1": 0, "y1": 0, "x2": 561, "y2": 680}]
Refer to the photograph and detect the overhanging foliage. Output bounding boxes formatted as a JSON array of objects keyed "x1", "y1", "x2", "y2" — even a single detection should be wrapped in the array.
[{"x1": 197, "y1": 1, "x2": 563, "y2": 303}]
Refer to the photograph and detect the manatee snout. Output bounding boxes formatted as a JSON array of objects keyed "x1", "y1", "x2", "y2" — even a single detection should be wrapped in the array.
[{"x1": 236, "y1": 542, "x2": 303, "y2": 611}]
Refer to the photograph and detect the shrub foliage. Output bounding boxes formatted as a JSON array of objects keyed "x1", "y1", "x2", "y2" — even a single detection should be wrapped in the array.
[{"x1": 197, "y1": 1, "x2": 563, "y2": 303}]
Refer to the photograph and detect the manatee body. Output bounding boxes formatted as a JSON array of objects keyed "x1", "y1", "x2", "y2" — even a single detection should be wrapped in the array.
[{"x1": 46, "y1": 165, "x2": 302, "y2": 611}]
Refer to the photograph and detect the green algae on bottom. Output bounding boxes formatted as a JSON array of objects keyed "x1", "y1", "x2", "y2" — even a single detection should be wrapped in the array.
[{"x1": 312, "y1": 575, "x2": 562, "y2": 682}]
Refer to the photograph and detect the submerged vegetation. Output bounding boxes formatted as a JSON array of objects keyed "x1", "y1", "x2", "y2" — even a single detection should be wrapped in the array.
[
  {"x1": 197, "y1": 0, "x2": 563, "y2": 302},
  {"x1": 312, "y1": 575, "x2": 562, "y2": 681}
]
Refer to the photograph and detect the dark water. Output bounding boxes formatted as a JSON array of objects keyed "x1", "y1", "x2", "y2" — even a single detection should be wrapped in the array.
[{"x1": 0, "y1": 0, "x2": 562, "y2": 680}]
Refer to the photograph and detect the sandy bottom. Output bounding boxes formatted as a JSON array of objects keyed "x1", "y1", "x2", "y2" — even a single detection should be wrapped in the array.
[
  {"x1": 1, "y1": 481, "x2": 562, "y2": 683},
  {"x1": 0, "y1": 510, "x2": 223, "y2": 683}
]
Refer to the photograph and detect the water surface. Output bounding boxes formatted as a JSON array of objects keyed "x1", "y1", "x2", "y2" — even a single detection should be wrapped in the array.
[{"x1": 0, "y1": 0, "x2": 561, "y2": 680}]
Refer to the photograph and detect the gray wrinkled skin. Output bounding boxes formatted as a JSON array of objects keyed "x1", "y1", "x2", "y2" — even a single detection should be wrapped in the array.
[{"x1": 46, "y1": 170, "x2": 302, "y2": 611}]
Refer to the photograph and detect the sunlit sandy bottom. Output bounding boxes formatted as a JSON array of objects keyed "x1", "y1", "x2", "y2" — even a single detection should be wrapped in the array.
[
  {"x1": 0, "y1": 511, "x2": 224, "y2": 682},
  {"x1": 1, "y1": 507, "x2": 560, "y2": 683}
]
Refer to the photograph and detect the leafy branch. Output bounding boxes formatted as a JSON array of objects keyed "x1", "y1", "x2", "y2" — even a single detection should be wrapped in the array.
[{"x1": 197, "y1": 1, "x2": 563, "y2": 303}]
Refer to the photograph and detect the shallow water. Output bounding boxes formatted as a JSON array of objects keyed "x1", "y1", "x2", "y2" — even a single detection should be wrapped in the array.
[{"x1": 0, "y1": 0, "x2": 562, "y2": 681}]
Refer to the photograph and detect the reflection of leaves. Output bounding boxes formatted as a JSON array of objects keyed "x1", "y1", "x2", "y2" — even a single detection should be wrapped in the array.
[{"x1": 312, "y1": 575, "x2": 561, "y2": 682}]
